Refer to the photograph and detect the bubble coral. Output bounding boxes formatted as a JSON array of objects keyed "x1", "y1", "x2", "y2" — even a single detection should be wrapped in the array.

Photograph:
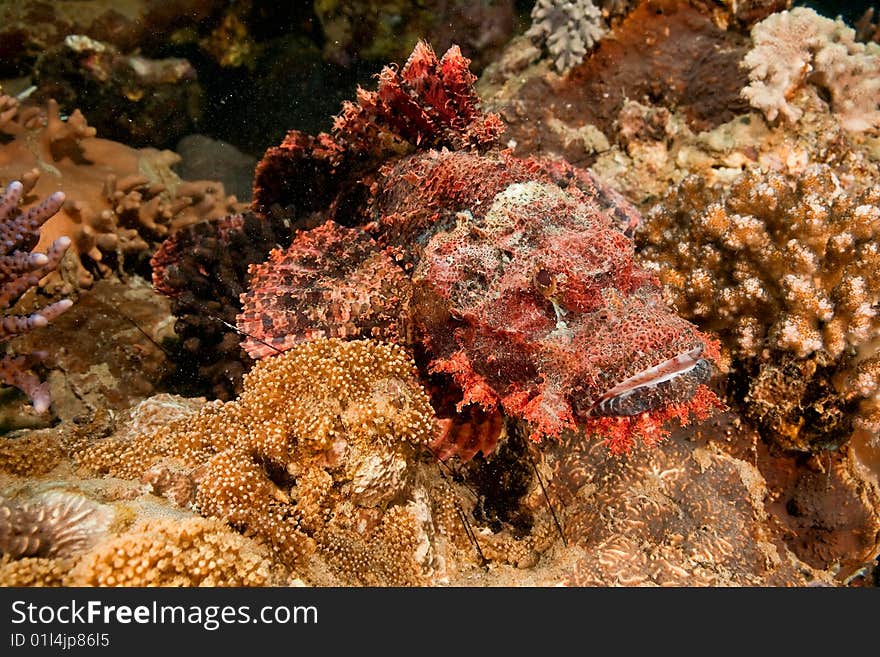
[{"x1": 637, "y1": 164, "x2": 880, "y2": 450}]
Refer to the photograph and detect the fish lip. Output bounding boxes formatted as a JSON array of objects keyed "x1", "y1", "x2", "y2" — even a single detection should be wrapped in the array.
[{"x1": 589, "y1": 345, "x2": 705, "y2": 415}]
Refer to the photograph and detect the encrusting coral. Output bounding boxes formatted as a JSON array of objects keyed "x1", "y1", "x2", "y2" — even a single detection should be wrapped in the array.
[
  {"x1": 741, "y1": 7, "x2": 880, "y2": 132},
  {"x1": 78, "y1": 338, "x2": 444, "y2": 584},
  {"x1": 637, "y1": 164, "x2": 879, "y2": 452},
  {"x1": 0, "y1": 180, "x2": 72, "y2": 413}
]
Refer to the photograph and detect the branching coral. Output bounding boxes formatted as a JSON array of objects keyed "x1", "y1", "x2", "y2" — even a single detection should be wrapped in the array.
[
  {"x1": 741, "y1": 7, "x2": 880, "y2": 131},
  {"x1": 78, "y1": 338, "x2": 443, "y2": 584},
  {"x1": 526, "y1": 0, "x2": 607, "y2": 73},
  {"x1": 0, "y1": 180, "x2": 72, "y2": 412},
  {"x1": 637, "y1": 164, "x2": 880, "y2": 450},
  {"x1": 0, "y1": 92, "x2": 240, "y2": 290}
]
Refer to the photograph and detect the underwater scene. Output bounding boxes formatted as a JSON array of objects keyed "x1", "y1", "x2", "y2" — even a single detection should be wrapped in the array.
[{"x1": 0, "y1": 0, "x2": 878, "y2": 587}]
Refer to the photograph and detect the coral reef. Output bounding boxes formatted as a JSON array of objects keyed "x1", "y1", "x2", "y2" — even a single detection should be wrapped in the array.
[
  {"x1": 0, "y1": 0, "x2": 227, "y2": 74},
  {"x1": 150, "y1": 212, "x2": 285, "y2": 399},
  {"x1": 2, "y1": 2, "x2": 877, "y2": 591},
  {"x1": 478, "y1": 0, "x2": 754, "y2": 167},
  {"x1": 741, "y1": 7, "x2": 880, "y2": 132},
  {"x1": 526, "y1": 0, "x2": 607, "y2": 73},
  {"x1": 637, "y1": 165, "x2": 879, "y2": 452},
  {"x1": 0, "y1": 92, "x2": 241, "y2": 290},
  {"x1": 77, "y1": 339, "x2": 443, "y2": 584},
  {"x1": 0, "y1": 490, "x2": 113, "y2": 559},
  {"x1": 0, "y1": 516, "x2": 284, "y2": 587},
  {"x1": 548, "y1": 416, "x2": 847, "y2": 585},
  {"x1": 7, "y1": 275, "x2": 177, "y2": 423},
  {"x1": 66, "y1": 518, "x2": 280, "y2": 586},
  {"x1": 0, "y1": 180, "x2": 71, "y2": 413},
  {"x1": 233, "y1": 40, "x2": 725, "y2": 457}
]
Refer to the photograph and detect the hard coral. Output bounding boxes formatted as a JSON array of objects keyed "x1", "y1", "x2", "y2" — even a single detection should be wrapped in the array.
[
  {"x1": 0, "y1": 180, "x2": 71, "y2": 413},
  {"x1": 67, "y1": 517, "x2": 278, "y2": 587},
  {"x1": 0, "y1": 92, "x2": 240, "y2": 290},
  {"x1": 526, "y1": 0, "x2": 607, "y2": 73},
  {"x1": 33, "y1": 34, "x2": 201, "y2": 149},
  {"x1": 742, "y1": 7, "x2": 880, "y2": 132},
  {"x1": 79, "y1": 339, "x2": 442, "y2": 584},
  {"x1": 637, "y1": 164, "x2": 880, "y2": 451},
  {"x1": 0, "y1": 490, "x2": 113, "y2": 559}
]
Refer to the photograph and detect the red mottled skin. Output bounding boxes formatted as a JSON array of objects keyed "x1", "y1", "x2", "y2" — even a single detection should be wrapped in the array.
[{"x1": 205, "y1": 41, "x2": 724, "y2": 458}]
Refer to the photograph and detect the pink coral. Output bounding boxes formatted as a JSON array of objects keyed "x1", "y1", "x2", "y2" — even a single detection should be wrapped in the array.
[
  {"x1": 0, "y1": 181, "x2": 72, "y2": 412},
  {"x1": 741, "y1": 7, "x2": 880, "y2": 131}
]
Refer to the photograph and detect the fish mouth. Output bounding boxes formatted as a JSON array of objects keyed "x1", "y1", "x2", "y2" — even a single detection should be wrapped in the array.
[{"x1": 590, "y1": 346, "x2": 711, "y2": 416}]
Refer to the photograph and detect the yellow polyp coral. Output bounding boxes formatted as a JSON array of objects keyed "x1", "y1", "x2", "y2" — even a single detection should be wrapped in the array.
[
  {"x1": 67, "y1": 517, "x2": 280, "y2": 587},
  {"x1": 0, "y1": 517, "x2": 282, "y2": 587},
  {"x1": 637, "y1": 163, "x2": 880, "y2": 452},
  {"x1": 0, "y1": 556, "x2": 68, "y2": 586},
  {"x1": 77, "y1": 338, "x2": 442, "y2": 584},
  {"x1": 0, "y1": 430, "x2": 65, "y2": 477}
]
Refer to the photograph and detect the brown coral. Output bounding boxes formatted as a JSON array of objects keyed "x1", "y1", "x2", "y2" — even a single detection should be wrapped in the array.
[
  {"x1": 67, "y1": 517, "x2": 279, "y2": 587},
  {"x1": 0, "y1": 93, "x2": 240, "y2": 290},
  {"x1": 0, "y1": 490, "x2": 114, "y2": 559},
  {"x1": 637, "y1": 164, "x2": 880, "y2": 451},
  {"x1": 78, "y1": 338, "x2": 443, "y2": 584}
]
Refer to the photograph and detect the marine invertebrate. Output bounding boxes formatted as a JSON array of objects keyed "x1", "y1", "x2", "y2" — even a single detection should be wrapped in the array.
[
  {"x1": 33, "y1": 34, "x2": 201, "y2": 149},
  {"x1": 741, "y1": 7, "x2": 880, "y2": 131},
  {"x1": 67, "y1": 517, "x2": 280, "y2": 587},
  {"x1": 150, "y1": 212, "x2": 286, "y2": 399},
  {"x1": 637, "y1": 164, "x2": 879, "y2": 451},
  {"x1": 526, "y1": 0, "x2": 607, "y2": 73},
  {"x1": 0, "y1": 180, "x2": 71, "y2": 413},
  {"x1": 0, "y1": 490, "x2": 114, "y2": 559},
  {"x1": 550, "y1": 422, "x2": 841, "y2": 586},
  {"x1": 479, "y1": 0, "x2": 752, "y2": 166},
  {"x1": 79, "y1": 338, "x2": 445, "y2": 584},
  {"x1": 0, "y1": 92, "x2": 240, "y2": 290}
]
